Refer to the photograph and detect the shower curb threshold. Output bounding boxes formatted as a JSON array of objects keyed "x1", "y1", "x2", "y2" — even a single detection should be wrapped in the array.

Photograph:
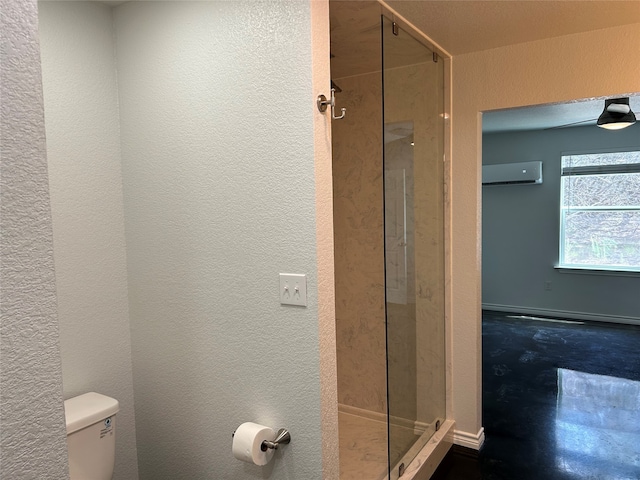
[{"x1": 391, "y1": 419, "x2": 455, "y2": 480}]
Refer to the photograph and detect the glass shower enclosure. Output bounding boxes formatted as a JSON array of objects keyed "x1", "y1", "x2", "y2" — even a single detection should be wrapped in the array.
[
  {"x1": 330, "y1": 2, "x2": 446, "y2": 478},
  {"x1": 382, "y1": 15, "x2": 446, "y2": 480}
]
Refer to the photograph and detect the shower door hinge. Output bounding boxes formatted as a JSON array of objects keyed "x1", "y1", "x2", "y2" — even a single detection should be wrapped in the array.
[
  {"x1": 398, "y1": 463, "x2": 406, "y2": 477},
  {"x1": 392, "y1": 22, "x2": 399, "y2": 36},
  {"x1": 433, "y1": 52, "x2": 438, "y2": 63},
  {"x1": 435, "y1": 419, "x2": 441, "y2": 431}
]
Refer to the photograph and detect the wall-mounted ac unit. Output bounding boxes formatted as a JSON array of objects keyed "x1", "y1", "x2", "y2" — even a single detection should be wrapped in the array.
[{"x1": 482, "y1": 161, "x2": 543, "y2": 186}]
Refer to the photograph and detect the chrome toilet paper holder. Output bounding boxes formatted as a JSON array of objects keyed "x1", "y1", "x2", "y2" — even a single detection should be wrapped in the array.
[
  {"x1": 260, "y1": 428, "x2": 291, "y2": 451},
  {"x1": 232, "y1": 427, "x2": 291, "y2": 452}
]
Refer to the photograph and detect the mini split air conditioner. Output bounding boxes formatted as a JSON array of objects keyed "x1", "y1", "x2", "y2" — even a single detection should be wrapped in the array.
[{"x1": 482, "y1": 161, "x2": 543, "y2": 186}]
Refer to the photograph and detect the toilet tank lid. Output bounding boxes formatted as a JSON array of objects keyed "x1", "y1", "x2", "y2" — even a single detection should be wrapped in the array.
[{"x1": 64, "y1": 392, "x2": 119, "y2": 435}]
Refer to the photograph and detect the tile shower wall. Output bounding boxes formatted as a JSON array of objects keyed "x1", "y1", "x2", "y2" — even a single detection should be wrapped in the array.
[
  {"x1": 333, "y1": 59, "x2": 445, "y2": 425},
  {"x1": 333, "y1": 71, "x2": 387, "y2": 414}
]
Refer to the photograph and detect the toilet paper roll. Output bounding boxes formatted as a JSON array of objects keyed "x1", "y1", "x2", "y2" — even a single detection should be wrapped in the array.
[{"x1": 232, "y1": 422, "x2": 276, "y2": 466}]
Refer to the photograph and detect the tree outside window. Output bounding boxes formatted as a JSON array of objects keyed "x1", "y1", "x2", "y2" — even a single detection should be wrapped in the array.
[{"x1": 560, "y1": 151, "x2": 640, "y2": 271}]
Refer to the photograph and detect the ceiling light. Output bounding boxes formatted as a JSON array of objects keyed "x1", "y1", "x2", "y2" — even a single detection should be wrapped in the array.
[{"x1": 597, "y1": 97, "x2": 636, "y2": 130}]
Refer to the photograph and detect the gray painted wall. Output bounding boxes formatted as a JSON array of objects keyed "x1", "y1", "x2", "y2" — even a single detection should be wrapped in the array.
[
  {"x1": 0, "y1": 0, "x2": 69, "y2": 477},
  {"x1": 482, "y1": 122, "x2": 640, "y2": 321},
  {"x1": 115, "y1": 2, "x2": 324, "y2": 478},
  {"x1": 38, "y1": 3, "x2": 140, "y2": 478}
]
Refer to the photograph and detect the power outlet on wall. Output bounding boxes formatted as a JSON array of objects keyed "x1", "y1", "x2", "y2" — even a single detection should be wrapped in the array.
[{"x1": 545, "y1": 281, "x2": 552, "y2": 291}]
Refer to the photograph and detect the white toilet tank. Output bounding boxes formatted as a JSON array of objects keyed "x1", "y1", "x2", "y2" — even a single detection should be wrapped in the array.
[{"x1": 64, "y1": 392, "x2": 119, "y2": 480}]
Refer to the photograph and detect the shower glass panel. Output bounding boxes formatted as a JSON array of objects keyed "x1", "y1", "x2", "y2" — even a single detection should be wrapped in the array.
[{"x1": 382, "y1": 16, "x2": 446, "y2": 479}]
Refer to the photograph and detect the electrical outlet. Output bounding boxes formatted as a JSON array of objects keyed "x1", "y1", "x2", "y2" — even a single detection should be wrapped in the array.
[
  {"x1": 279, "y1": 273, "x2": 307, "y2": 307},
  {"x1": 545, "y1": 281, "x2": 552, "y2": 291}
]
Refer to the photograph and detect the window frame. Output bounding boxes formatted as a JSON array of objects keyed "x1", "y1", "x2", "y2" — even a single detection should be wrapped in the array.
[{"x1": 557, "y1": 148, "x2": 640, "y2": 274}]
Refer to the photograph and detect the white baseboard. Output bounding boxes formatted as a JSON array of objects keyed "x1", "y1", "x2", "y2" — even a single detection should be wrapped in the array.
[
  {"x1": 482, "y1": 303, "x2": 640, "y2": 326},
  {"x1": 452, "y1": 427, "x2": 485, "y2": 450}
]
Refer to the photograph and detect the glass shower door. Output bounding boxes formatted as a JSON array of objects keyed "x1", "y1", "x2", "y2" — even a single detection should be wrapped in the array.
[{"x1": 382, "y1": 15, "x2": 446, "y2": 480}]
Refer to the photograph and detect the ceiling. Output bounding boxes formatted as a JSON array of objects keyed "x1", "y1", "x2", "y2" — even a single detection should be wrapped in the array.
[
  {"x1": 330, "y1": 0, "x2": 640, "y2": 133},
  {"x1": 483, "y1": 95, "x2": 640, "y2": 133},
  {"x1": 386, "y1": 1, "x2": 640, "y2": 56}
]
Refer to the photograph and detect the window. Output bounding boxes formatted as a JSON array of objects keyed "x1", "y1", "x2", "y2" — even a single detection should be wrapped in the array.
[{"x1": 559, "y1": 151, "x2": 640, "y2": 272}]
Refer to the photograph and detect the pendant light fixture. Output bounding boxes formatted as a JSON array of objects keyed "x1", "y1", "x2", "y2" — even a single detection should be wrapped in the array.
[{"x1": 597, "y1": 97, "x2": 636, "y2": 130}]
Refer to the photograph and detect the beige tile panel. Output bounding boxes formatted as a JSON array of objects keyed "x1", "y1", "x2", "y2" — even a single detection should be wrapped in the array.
[{"x1": 332, "y1": 71, "x2": 387, "y2": 414}]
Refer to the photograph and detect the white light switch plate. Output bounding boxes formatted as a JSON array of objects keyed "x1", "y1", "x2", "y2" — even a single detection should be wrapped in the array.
[{"x1": 279, "y1": 273, "x2": 307, "y2": 307}]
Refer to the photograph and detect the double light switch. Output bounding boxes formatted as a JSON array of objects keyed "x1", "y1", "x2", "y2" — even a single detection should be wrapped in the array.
[{"x1": 279, "y1": 273, "x2": 307, "y2": 307}]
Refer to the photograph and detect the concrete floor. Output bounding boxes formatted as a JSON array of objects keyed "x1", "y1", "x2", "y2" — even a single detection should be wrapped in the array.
[{"x1": 435, "y1": 310, "x2": 640, "y2": 479}]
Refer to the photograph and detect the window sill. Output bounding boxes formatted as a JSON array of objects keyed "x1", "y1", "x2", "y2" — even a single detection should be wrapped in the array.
[{"x1": 555, "y1": 265, "x2": 640, "y2": 277}]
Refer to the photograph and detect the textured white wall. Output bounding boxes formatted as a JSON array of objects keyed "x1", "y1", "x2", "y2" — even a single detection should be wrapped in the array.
[
  {"x1": 38, "y1": 3, "x2": 139, "y2": 478},
  {"x1": 452, "y1": 22, "x2": 640, "y2": 441},
  {"x1": 114, "y1": 1, "x2": 328, "y2": 478},
  {"x1": 0, "y1": 0, "x2": 69, "y2": 477}
]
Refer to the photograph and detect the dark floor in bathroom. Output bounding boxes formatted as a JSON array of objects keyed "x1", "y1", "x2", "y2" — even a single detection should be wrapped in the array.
[{"x1": 432, "y1": 310, "x2": 640, "y2": 480}]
